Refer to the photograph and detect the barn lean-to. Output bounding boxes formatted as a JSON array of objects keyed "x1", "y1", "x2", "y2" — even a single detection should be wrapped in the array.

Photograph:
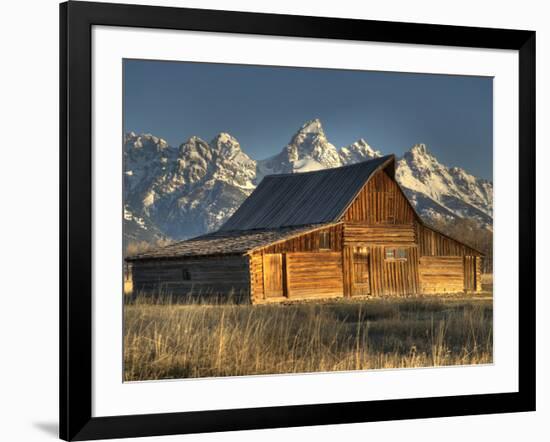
[{"x1": 126, "y1": 155, "x2": 483, "y2": 303}]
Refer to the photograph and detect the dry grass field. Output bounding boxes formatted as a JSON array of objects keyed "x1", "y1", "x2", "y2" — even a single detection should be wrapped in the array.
[{"x1": 124, "y1": 293, "x2": 493, "y2": 381}]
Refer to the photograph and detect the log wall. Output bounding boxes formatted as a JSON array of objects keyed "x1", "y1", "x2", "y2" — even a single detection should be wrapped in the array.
[
  {"x1": 286, "y1": 252, "x2": 343, "y2": 299},
  {"x1": 418, "y1": 256, "x2": 464, "y2": 294},
  {"x1": 132, "y1": 255, "x2": 250, "y2": 299},
  {"x1": 343, "y1": 224, "x2": 415, "y2": 246},
  {"x1": 249, "y1": 252, "x2": 264, "y2": 302},
  {"x1": 250, "y1": 251, "x2": 344, "y2": 302}
]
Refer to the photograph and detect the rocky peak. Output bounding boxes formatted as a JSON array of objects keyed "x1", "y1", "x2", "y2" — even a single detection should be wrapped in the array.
[
  {"x1": 340, "y1": 138, "x2": 382, "y2": 164},
  {"x1": 210, "y1": 133, "x2": 249, "y2": 161},
  {"x1": 288, "y1": 119, "x2": 341, "y2": 167},
  {"x1": 125, "y1": 132, "x2": 169, "y2": 152},
  {"x1": 409, "y1": 143, "x2": 429, "y2": 155},
  {"x1": 177, "y1": 137, "x2": 212, "y2": 178},
  {"x1": 180, "y1": 136, "x2": 210, "y2": 155},
  {"x1": 289, "y1": 118, "x2": 328, "y2": 150},
  {"x1": 124, "y1": 125, "x2": 493, "y2": 245},
  {"x1": 297, "y1": 118, "x2": 324, "y2": 135}
]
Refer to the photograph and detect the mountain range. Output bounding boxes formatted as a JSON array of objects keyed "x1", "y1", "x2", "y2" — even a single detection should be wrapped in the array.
[{"x1": 123, "y1": 119, "x2": 492, "y2": 245}]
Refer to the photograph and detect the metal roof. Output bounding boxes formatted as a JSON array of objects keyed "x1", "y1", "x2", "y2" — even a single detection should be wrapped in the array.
[
  {"x1": 126, "y1": 224, "x2": 332, "y2": 261},
  {"x1": 220, "y1": 155, "x2": 394, "y2": 231}
]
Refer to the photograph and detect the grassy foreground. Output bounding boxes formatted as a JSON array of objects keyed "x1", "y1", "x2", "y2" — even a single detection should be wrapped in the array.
[{"x1": 124, "y1": 295, "x2": 493, "y2": 381}]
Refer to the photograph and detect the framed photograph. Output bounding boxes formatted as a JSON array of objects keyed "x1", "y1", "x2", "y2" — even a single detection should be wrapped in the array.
[{"x1": 60, "y1": 1, "x2": 535, "y2": 440}]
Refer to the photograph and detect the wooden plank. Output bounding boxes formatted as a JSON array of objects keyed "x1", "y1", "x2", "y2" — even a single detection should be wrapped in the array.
[
  {"x1": 419, "y1": 256, "x2": 465, "y2": 294},
  {"x1": 342, "y1": 169, "x2": 416, "y2": 224},
  {"x1": 286, "y1": 252, "x2": 343, "y2": 298},
  {"x1": 263, "y1": 253, "x2": 284, "y2": 298}
]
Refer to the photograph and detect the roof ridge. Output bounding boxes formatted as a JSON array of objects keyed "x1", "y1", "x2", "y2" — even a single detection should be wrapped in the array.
[{"x1": 262, "y1": 154, "x2": 393, "y2": 178}]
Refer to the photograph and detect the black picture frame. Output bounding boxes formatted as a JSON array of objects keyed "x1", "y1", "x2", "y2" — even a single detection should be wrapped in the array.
[{"x1": 60, "y1": 1, "x2": 536, "y2": 440}]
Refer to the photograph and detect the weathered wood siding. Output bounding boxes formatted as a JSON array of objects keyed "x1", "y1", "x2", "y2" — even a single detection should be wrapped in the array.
[
  {"x1": 342, "y1": 169, "x2": 416, "y2": 224},
  {"x1": 476, "y1": 257, "x2": 482, "y2": 292},
  {"x1": 415, "y1": 224, "x2": 483, "y2": 294},
  {"x1": 371, "y1": 246, "x2": 419, "y2": 296},
  {"x1": 286, "y1": 252, "x2": 343, "y2": 299},
  {"x1": 418, "y1": 256, "x2": 464, "y2": 294},
  {"x1": 249, "y1": 250, "x2": 344, "y2": 302},
  {"x1": 131, "y1": 255, "x2": 250, "y2": 299},
  {"x1": 463, "y1": 256, "x2": 483, "y2": 292},
  {"x1": 263, "y1": 253, "x2": 285, "y2": 298},
  {"x1": 249, "y1": 253, "x2": 264, "y2": 302},
  {"x1": 342, "y1": 245, "x2": 419, "y2": 297},
  {"x1": 343, "y1": 224, "x2": 415, "y2": 246},
  {"x1": 341, "y1": 222, "x2": 419, "y2": 297},
  {"x1": 416, "y1": 223, "x2": 481, "y2": 257},
  {"x1": 259, "y1": 224, "x2": 343, "y2": 254}
]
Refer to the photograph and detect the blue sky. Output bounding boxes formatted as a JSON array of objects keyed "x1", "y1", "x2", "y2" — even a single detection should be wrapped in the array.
[{"x1": 124, "y1": 59, "x2": 493, "y2": 180}]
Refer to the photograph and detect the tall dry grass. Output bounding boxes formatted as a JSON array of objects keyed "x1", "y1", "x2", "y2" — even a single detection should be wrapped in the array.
[{"x1": 124, "y1": 295, "x2": 493, "y2": 381}]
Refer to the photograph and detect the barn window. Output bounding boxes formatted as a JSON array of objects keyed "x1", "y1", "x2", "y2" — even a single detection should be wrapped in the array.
[
  {"x1": 181, "y1": 268, "x2": 191, "y2": 280},
  {"x1": 319, "y1": 231, "x2": 330, "y2": 250},
  {"x1": 385, "y1": 247, "x2": 407, "y2": 261}
]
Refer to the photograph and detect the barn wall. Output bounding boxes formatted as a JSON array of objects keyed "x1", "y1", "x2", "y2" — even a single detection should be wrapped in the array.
[
  {"x1": 416, "y1": 223, "x2": 483, "y2": 293},
  {"x1": 419, "y1": 256, "x2": 465, "y2": 294},
  {"x1": 343, "y1": 224, "x2": 415, "y2": 246},
  {"x1": 369, "y1": 246, "x2": 420, "y2": 296},
  {"x1": 341, "y1": 223, "x2": 418, "y2": 297},
  {"x1": 249, "y1": 250, "x2": 344, "y2": 303},
  {"x1": 342, "y1": 169, "x2": 416, "y2": 224},
  {"x1": 463, "y1": 256, "x2": 483, "y2": 292},
  {"x1": 132, "y1": 255, "x2": 250, "y2": 300},
  {"x1": 416, "y1": 223, "x2": 481, "y2": 257},
  {"x1": 259, "y1": 224, "x2": 343, "y2": 254},
  {"x1": 249, "y1": 252, "x2": 264, "y2": 302},
  {"x1": 476, "y1": 257, "x2": 482, "y2": 291},
  {"x1": 286, "y1": 252, "x2": 343, "y2": 299}
]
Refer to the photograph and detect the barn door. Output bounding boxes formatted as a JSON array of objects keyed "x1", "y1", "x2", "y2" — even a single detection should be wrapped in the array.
[
  {"x1": 352, "y1": 247, "x2": 371, "y2": 296},
  {"x1": 263, "y1": 253, "x2": 285, "y2": 298}
]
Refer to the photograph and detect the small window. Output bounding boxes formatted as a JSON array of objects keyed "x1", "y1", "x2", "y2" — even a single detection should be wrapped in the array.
[
  {"x1": 181, "y1": 268, "x2": 191, "y2": 281},
  {"x1": 319, "y1": 231, "x2": 330, "y2": 250},
  {"x1": 385, "y1": 247, "x2": 407, "y2": 261}
]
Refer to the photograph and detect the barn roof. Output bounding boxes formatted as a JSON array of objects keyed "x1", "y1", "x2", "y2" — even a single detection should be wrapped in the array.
[
  {"x1": 126, "y1": 224, "x2": 332, "y2": 261},
  {"x1": 219, "y1": 155, "x2": 394, "y2": 231}
]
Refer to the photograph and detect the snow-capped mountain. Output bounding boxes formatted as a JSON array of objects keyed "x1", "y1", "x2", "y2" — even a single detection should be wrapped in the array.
[
  {"x1": 124, "y1": 132, "x2": 256, "y2": 243},
  {"x1": 395, "y1": 143, "x2": 492, "y2": 227},
  {"x1": 340, "y1": 138, "x2": 382, "y2": 164},
  {"x1": 123, "y1": 120, "x2": 493, "y2": 246},
  {"x1": 257, "y1": 119, "x2": 342, "y2": 178}
]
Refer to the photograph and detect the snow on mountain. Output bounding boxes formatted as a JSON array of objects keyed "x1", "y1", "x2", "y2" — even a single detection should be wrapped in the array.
[
  {"x1": 340, "y1": 138, "x2": 382, "y2": 164},
  {"x1": 395, "y1": 143, "x2": 493, "y2": 228},
  {"x1": 124, "y1": 119, "x2": 492, "y2": 246},
  {"x1": 257, "y1": 119, "x2": 342, "y2": 178},
  {"x1": 124, "y1": 132, "x2": 256, "y2": 242}
]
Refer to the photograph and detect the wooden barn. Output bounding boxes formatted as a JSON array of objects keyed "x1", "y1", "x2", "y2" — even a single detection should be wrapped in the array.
[{"x1": 126, "y1": 155, "x2": 483, "y2": 303}]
